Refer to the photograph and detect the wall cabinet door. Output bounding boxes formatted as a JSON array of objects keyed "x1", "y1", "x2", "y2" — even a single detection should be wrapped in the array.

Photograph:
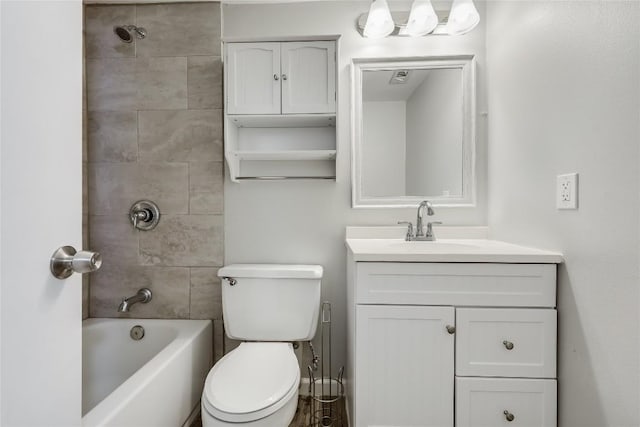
[
  {"x1": 355, "y1": 305, "x2": 455, "y2": 427},
  {"x1": 281, "y1": 41, "x2": 336, "y2": 114},
  {"x1": 226, "y1": 42, "x2": 281, "y2": 114}
]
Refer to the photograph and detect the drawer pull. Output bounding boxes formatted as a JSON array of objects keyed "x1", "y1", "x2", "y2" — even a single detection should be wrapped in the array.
[
  {"x1": 503, "y1": 340, "x2": 514, "y2": 350},
  {"x1": 503, "y1": 410, "x2": 515, "y2": 422},
  {"x1": 446, "y1": 325, "x2": 456, "y2": 334}
]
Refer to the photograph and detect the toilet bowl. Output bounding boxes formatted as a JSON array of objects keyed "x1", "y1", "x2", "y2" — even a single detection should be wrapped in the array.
[
  {"x1": 200, "y1": 264, "x2": 322, "y2": 426},
  {"x1": 201, "y1": 342, "x2": 300, "y2": 426}
]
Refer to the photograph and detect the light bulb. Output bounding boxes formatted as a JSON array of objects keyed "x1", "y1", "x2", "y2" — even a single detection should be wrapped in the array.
[
  {"x1": 363, "y1": 0, "x2": 395, "y2": 38},
  {"x1": 405, "y1": 0, "x2": 438, "y2": 37},
  {"x1": 446, "y1": 0, "x2": 480, "y2": 35}
]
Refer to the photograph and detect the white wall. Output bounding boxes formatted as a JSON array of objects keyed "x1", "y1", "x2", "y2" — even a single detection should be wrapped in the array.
[
  {"x1": 406, "y1": 69, "x2": 463, "y2": 196},
  {"x1": 362, "y1": 101, "x2": 406, "y2": 197},
  {"x1": 486, "y1": 2, "x2": 640, "y2": 426},
  {"x1": 223, "y1": 0, "x2": 488, "y2": 371}
]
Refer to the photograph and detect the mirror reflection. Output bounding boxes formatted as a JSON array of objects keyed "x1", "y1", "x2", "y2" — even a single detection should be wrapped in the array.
[
  {"x1": 352, "y1": 56, "x2": 475, "y2": 208},
  {"x1": 362, "y1": 68, "x2": 463, "y2": 198}
]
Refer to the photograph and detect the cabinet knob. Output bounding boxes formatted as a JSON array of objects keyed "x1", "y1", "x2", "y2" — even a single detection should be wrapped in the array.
[
  {"x1": 282, "y1": 73, "x2": 288, "y2": 80},
  {"x1": 503, "y1": 410, "x2": 515, "y2": 422},
  {"x1": 446, "y1": 325, "x2": 456, "y2": 334},
  {"x1": 503, "y1": 340, "x2": 515, "y2": 350},
  {"x1": 273, "y1": 74, "x2": 279, "y2": 81}
]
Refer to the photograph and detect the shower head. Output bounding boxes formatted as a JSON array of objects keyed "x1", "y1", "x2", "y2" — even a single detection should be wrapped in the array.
[{"x1": 114, "y1": 25, "x2": 147, "y2": 43}]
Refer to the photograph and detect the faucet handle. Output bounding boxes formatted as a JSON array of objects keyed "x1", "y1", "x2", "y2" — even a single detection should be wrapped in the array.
[
  {"x1": 425, "y1": 221, "x2": 443, "y2": 239},
  {"x1": 398, "y1": 221, "x2": 414, "y2": 241}
]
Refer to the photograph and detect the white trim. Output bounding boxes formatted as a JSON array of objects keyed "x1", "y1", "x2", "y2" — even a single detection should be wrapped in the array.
[
  {"x1": 223, "y1": 35, "x2": 341, "y2": 43},
  {"x1": 351, "y1": 55, "x2": 477, "y2": 208}
]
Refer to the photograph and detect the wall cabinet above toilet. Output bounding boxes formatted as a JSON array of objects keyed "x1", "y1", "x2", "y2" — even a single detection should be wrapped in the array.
[
  {"x1": 226, "y1": 41, "x2": 336, "y2": 115},
  {"x1": 223, "y1": 39, "x2": 338, "y2": 181}
]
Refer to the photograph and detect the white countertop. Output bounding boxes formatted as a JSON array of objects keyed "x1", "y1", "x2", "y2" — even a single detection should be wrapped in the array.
[{"x1": 345, "y1": 227, "x2": 563, "y2": 263}]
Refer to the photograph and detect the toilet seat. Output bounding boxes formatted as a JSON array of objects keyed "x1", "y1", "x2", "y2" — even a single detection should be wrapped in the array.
[{"x1": 202, "y1": 342, "x2": 300, "y2": 423}]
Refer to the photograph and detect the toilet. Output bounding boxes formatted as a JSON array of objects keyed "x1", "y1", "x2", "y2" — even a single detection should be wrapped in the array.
[{"x1": 201, "y1": 264, "x2": 323, "y2": 426}]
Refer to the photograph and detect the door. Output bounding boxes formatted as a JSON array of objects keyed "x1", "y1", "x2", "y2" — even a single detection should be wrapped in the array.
[
  {"x1": 281, "y1": 41, "x2": 336, "y2": 114},
  {"x1": 355, "y1": 305, "x2": 455, "y2": 427},
  {"x1": 1, "y1": 1, "x2": 83, "y2": 425},
  {"x1": 226, "y1": 42, "x2": 281, "y2": 114}
]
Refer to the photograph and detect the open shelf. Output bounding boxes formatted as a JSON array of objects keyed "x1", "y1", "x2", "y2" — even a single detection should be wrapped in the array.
[
  {"x1": 229, "y1": 150, "x2": 336, "y2": 161},
  {"x1": 228, "y1": 114, "x2": 335, "y2": 128},
  {"x1": 225, "y1": 114, "x2": 337, "y2": 182}
]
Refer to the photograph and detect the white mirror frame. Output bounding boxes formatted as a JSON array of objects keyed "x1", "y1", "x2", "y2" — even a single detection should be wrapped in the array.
[{"x1": 351, "y1": 55, "x2": 476, "y2": 208}]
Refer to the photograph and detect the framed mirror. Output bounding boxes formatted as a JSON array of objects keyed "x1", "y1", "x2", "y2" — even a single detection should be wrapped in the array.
[{"x1": 351, "y1": 55, "x2": 476, "y2": 208}]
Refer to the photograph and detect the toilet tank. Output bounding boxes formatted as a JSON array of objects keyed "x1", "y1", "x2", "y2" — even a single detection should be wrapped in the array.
[{"x1": 218, "y1": 264, "x2": 322, "y2": 341}]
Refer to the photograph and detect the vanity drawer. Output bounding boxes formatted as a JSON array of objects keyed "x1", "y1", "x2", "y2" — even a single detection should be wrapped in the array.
[
  {"x1": 456, "y1": 308, "x2": 556, "y2": 378},
  {"x1": 355, "y1": 263, "x2": 556, "y2": 307},
  {"x1": 455, "y1": 377, "x2": 557, "y2": 427}
]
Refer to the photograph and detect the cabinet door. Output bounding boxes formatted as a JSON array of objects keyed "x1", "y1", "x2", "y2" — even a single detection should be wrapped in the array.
[
  {"x1": 281, "y1": 41, "x2": 336, "y2": 114},
  {"x1": 226, "y1": 42, "x2": 281, "y2": 114},
  {"x1": 355, "y1": 305, "x2": 454, "y2": 427}
]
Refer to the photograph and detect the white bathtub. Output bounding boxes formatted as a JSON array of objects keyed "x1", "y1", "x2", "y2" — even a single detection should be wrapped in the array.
[{"x1": 82, "y1": 318, "x2": 212, "y2": 427}]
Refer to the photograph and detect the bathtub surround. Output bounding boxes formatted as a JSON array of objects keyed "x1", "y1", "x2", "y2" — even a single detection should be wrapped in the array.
[{"x1": 84, "y1": 4, "x2": 224, "y2": 325}]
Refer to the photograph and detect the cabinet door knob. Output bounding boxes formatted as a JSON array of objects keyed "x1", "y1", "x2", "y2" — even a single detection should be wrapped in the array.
[
  {"x1": 282, "y1": 73, "x2": 288, "y2": 80},
  {"x1": 446, "y1": 325, "x2": 456, "y2": 334},
  {"x1": 504, "y1": 410, "x2": 515, "y2": 422},
  {"x1": 273, "y1": 74, "x2": 279, "y2": 81},
  {"x1": 503, "y1": 340, "x2": 515, "y2": 350}
]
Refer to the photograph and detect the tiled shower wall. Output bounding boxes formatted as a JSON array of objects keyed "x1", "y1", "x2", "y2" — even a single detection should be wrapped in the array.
[{"x1": 83, "y1": 3, "x2": 224, "y2": 347}]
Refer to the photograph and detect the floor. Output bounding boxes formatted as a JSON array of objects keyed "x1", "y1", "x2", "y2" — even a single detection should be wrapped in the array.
[{"x1": 193, "y1": 395, "x2": 347, "y2": 427}]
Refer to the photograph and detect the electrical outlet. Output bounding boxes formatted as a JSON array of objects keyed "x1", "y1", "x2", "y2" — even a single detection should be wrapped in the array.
[{"x1": 557, "y1": 173, "x2": 578, "y2": 209}]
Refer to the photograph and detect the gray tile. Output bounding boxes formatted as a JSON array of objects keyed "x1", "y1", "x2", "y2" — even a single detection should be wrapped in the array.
[
  {"x1": 89, "y1": 215, "x2": 139, "y2": 265},
  {"x1": 190, "y1": 162, "x2": 224, "y2": 214},
  {"x1": 136, "y1": 57, "x2": 188, "y2": 110},
  {"x1": 190, "y1": 193, "x2": 224, "y2": 215},
  {"x1": 87, "y1": 111, "x2": 138, "y2": 162},
  {"x1": 139, "y1": 215, "x2": 223, "y2": 266},
  {"x1": 224, "y1": 335, "x2": 241, "y2": 354},
  {"x1": 138, "y1": 110, "x2": 223, "y2": 162},
  {"x1": 85, "y1": 5, "x2": 136, "y2": 58},
  {"x1": 86, "y1": 58, "x2": 136, "y2": 111},
  {"x1": 88, "y1": 162, "x2": 189, "y2": 215},
  {"x1": 136, "y1": 3, "x2": 221, "y2": 57},
  {"x1": 83, "y1": 164, "x2": 89, "y2": 217},
  {"x1": 213, "y1": 319, "x2": 225, "y2": 364},
  {"x1": 188, "y1": 56, "x2": 222, "y2": 110},
  {"x1": 189, "y1": 267, "x2": 222, "y2": 319},
  {"x1": 90, "y1": 264, "x2": 190, "y2": 318},
  {"x1": 83, "y1": 276, "x2": 89, "y2": 320}
]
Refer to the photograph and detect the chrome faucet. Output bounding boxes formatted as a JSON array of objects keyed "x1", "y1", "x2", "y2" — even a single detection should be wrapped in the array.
[
  {"x1": 118, "y1": 288, "x2": 152, "y2": 313},
  {"x1": 398, "y1": 200, "x2": 442, "y2": 241},
  {"x1": 415, "y1": 200, "x2": 434, "y2": 239}
]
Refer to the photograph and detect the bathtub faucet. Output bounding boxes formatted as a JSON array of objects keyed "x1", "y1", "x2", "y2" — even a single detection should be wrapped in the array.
[{"x1": 118, "y1": 288, "x2": 152, "y2": 312}]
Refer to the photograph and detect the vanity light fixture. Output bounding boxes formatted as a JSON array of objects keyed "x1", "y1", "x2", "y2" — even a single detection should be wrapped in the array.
[
  {"x1": 404, "y1": 0, "x2": 438, "y2": 36},
  {"x1": 446, "y1": 0, "x2": 480, "y2": 35},
  {"x1": 359, "y1": 0, "x2": 480, "y2": 38},
  {"x1": 363, "y1": 0, "x2": 395, "y2": 39}
]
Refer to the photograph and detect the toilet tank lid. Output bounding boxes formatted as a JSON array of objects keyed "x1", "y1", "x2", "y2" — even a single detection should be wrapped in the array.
[{"x1": 218, "y1": 264, "x2": 323, "y2": 279}]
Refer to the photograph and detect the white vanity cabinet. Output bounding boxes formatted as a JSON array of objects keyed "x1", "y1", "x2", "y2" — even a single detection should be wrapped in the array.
[
  {"x1": 223, "y1": 39, "x2": 337, "y2": 181},
  {"x1": 226, "y1": 41, "x2": 335, "y2": 115},
  {"x1": 346, "y1": 238, "x2": 562, "y2": 427}
]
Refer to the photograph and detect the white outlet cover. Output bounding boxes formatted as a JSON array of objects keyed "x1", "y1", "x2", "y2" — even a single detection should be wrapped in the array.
[{"x1": 557, "y1": 173, "x2": 578, "y2": 210}]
